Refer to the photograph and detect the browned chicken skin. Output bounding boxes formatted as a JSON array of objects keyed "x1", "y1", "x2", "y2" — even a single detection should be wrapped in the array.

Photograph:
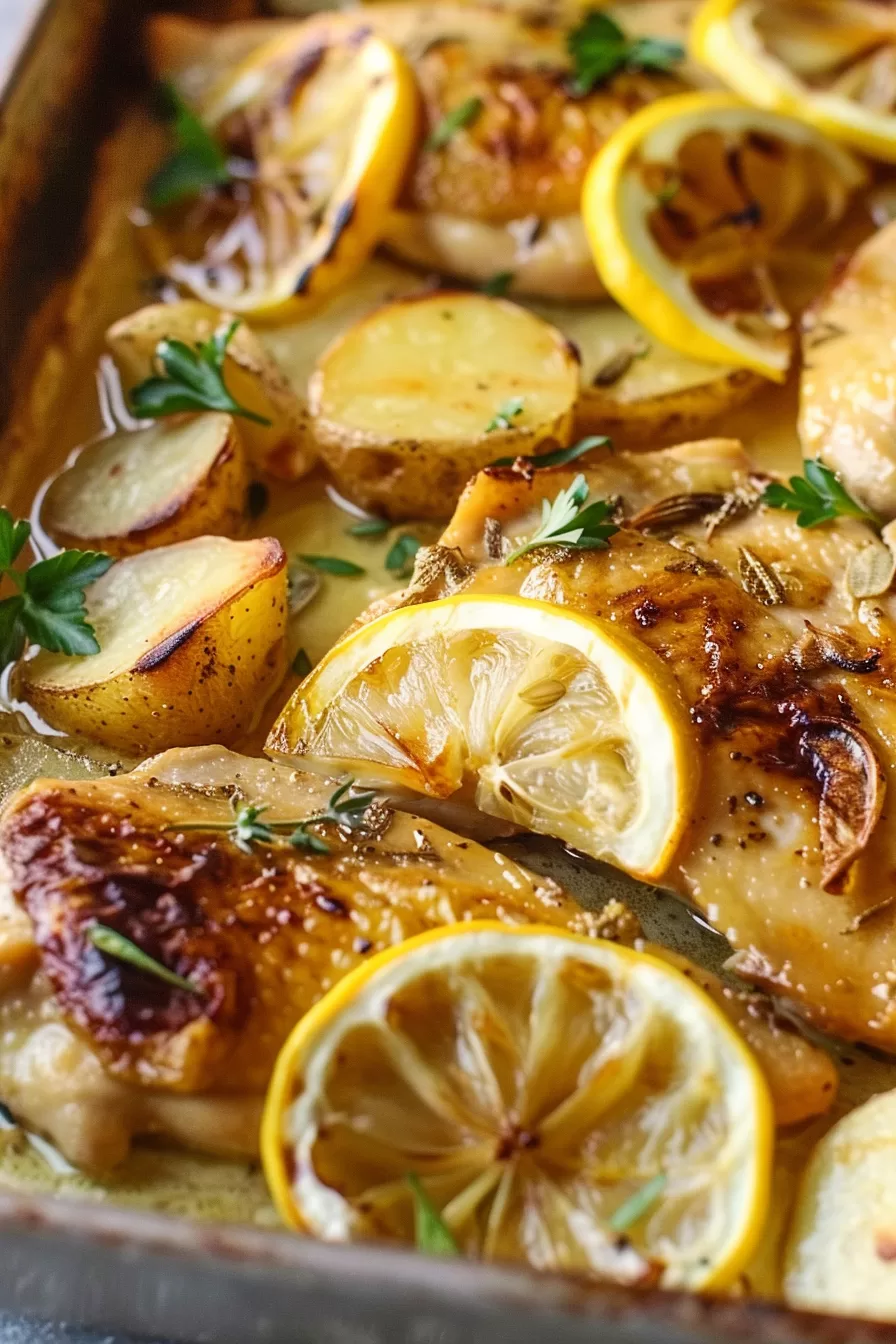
[{"x1": 331, "y1": 442, "x2": 896, "y2": 1054}]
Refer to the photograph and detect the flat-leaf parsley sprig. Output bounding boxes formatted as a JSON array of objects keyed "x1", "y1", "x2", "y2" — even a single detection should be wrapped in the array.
[
  {"x1": 567, "y1": 11, "x2": 684, "y2": 97},
  {"x1": 165, "y1": 779, "x2": 378, "y2": 857},
  {"x1": 130, "y1": 320, "x2": 272, "y2": 425},
  {"x1": 0, "y1": 510, "x2": 113, "y2": 669},
  {"x1": 762, "y1": 460, "x2": 879, "y2": 530},
  {"x1": 504, "y1": 473, "x2": 618, "y2": 565},
  {"x1": 146, "y1": 84, "x2": 232, "y2": 210}
]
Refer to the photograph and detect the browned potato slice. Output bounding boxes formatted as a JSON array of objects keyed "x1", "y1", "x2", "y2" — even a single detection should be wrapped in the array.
[
  {"x1": 527, "y1": 298, "x2": 767, "y2": 445},
  {"x1": 106, "y1": 302, "x2": 314, "y2": 481},
  {"x1": 308, "y1": 291, "x2": 580, "y2": 519},
  {"x1": 42, "y1": 414, "x2": 247, "y2": 557},
  {"x1": 19, "y1": 537, "x2": 287, "y2": 755}
]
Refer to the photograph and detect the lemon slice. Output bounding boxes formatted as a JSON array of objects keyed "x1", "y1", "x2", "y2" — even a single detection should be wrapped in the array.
[
  {"x1": 692, "y1": 0, "x2": 896, "y2": 163},
  {"x1": 266, "y1": 594, "x2": 696, "y2": 880},
  {"x1": 582, "y1": 91, "x2": 867, "y2": 381},
  {"x1": 262, "y1": 921, "x2": 773, "y2": 1290},
  {"x1": 142, "y1": 30, "x2": 418, "y2": 318},
  {"x1": 784, "y1": 1089, "x2": 896, "y2": 1320}
]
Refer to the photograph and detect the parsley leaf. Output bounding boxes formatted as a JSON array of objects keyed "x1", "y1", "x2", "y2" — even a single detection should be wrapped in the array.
[
  {"x1": 762, "y1": 460, "x2": 879, "y2": 530},
  {"x1": 425, "y1": 96, "x2": 484, "y2": 151},
  {"x1": 485, "y1": 396, "x2": 525, "y2": 433},
  {"x1": 87, "y1": 923, "x2": 201, "y2": 995},
  {"x1": 406, "y1": 1174, "x2": 459, "y2": 1256},
  {"x1": 489, "y1": 434, "x2": 610, "y2": 470},
  {"x1": 130, "y1": 319, "x2": 272, "y2": 425},
  {"x1": 504, "y1": 473, "x2": 618, "y2": 564},
  {"x1": 481, "y1": 271, "x2": 514, "y2": 297},
  {"x1": 298, "y1": 554, "x2": 366, "y2": 576},
  {"x1": 567, "y1": 11, "x2": 684, "y2": 96},
  {"x1": 0, "y1": 511, "x2": 113, "y2": 668},
  {"x1": 385, "y1": 533, "x2": 421, "y2": 578},
  {"x1": 147, "y1": 83, "x2": 231, "y2": 210}
]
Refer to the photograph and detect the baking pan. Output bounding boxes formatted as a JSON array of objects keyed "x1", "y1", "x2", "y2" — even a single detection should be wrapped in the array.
[{"x1": 0, "y1": 3, "x2": 891, "y2": 1341}]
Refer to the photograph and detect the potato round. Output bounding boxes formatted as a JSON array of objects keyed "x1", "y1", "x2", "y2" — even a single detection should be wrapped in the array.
[
  {"x1": 106, "y1": 301, "x2": 314, "y2": 481},
  {"x1": 308, "y1": 291, "x2": 580, "y2": 519},
  {"x1": 20, "y1": 536, "x2": 287, "y2": 755},
  {"x1": 526, "y1": 298, "x2": 767, "y2": 445},
  {"x1": 43, "y1": 414, "x2": 247, "y2": 557}
]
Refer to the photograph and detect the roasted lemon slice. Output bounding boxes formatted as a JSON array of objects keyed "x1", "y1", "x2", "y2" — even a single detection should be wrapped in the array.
[
  {"x1": 266, "y1": 594, "x2": 696, "y2": 880},
  {"x1": 692, "y1": 0, "x2": 896, "y2": 162},
  {"x1": 784, "y1": 1089, "x2": 896, "y2": 1320},
  {"x1": 142, "y1": 29, "x2": 418, "y2": 318},
  {"x1": 582, "y1": 91, "x2": 867, "y2": 380},
  {"x1": 262, "y1": 921, "x2": 773, "y2": 1289}
]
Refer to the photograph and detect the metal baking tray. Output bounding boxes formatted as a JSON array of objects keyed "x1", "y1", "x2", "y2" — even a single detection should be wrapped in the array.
[{"x1": 0, "y1": 2, "x2": 892, "y2": 1340}]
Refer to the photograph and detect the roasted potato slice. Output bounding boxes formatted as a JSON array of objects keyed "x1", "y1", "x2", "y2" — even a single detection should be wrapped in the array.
[
  {"x1": 308, "y1": 292, "x2": 580, "y2": 519},
  {"x1": 383, "y1": 210, "x2": 606, "y2": 302},
  {"x1": 42, "y1": 414, "x2": 247, "y2": 557},
  {"x1": 106, "y1": 303, "x2": 314, "y2": 481},
  {"x1": 18, "y1": 536, "x2": 287, "y2": 755},
  {"x1": 527, "y1": 297, "x2": 767, "y2": 444}
]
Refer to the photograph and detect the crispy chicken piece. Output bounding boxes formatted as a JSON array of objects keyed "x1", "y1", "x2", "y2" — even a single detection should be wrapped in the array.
[
  {"x1": 593, "y1": 900, "x2": 838, "y2": 1128},
  {"x1": 0, "y1": 748, "x2": 602, "y2": 1171},
  {"x1": 800, "y1": 221, "x2": 896, "y2": 519},
  {"x1": 365, "y1": 446, "x2": 896, "y2": 1052}
]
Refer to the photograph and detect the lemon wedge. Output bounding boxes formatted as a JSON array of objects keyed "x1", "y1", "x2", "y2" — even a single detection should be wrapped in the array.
[
  {"x1": 785, "y1": 1089, "x2": 896, "y2": 1320},
  {"x1": 692, "y1": 0, "x2": 896, "y2": 163},
  {"x1": 266, "y1": 593, "x2": 696, "y2": 880},
  {"x1": 142, "y1": 29, "x2": 418, "y2": 318},
  {"x1": 262, "y1": 921, "x2": 773, "y2": 1289},
  {"x1": 582, "y1": 90, "x2": 867, "y2": 381}
]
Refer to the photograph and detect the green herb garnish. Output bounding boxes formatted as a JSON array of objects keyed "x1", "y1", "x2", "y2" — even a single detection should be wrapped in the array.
[
  {"x1": 292, "y1": 647, "x2": 312, "y2": 678},
  {"x1": 347, "y1": 517, "x2": 390, "y2": 537},
  {"x1": 762, "y1": 460, "x2": 879, "y2": 530},
  {"x1": 504, "y1": 473, "x2": 618, "y2": 565},
  {"x1": 0, "y1": 510, "x2": 113, "y2": 669},
  {"x1": 130, "y1": 320, "x2": 272, "y2": 425},
  {"x1": 656, "y1": 177, "x2": 681, "y2": 206},
  {"x1": 406, "y1": 1174, "x2": 459, "y2": 1256},
  {"x1": 298, "y1": 554, "x2": 366, "y2": 576},
  {"x1": 485, "y1": 396, "x2": 525, "y2": 434},
  {"x1": 489, "y1": 434, "x2": 610, "y2": 470},
  {"x1": 385, "y1": 533, "x2": 421, "y2": 578},
  {"x1": 147, "y1": 83, "x2": 231, "y2": 210},
  {"x1": 609, "y1": 1172, "x2": 667, "y2": 1234},
  {"x1": 567, "y1": 11, "x2": 684, "y2": 96},
  {"x1": 425, "y1": 96, "x2": 484, "y2": 151},
  {"x1": 481, "y1": 271, "x2": 514, "y2": 298},
  {"x1": 87, "y1": 923, "x2": 201, "y2": 995},
  {"x1": 164, "y1": 780, "x2": 377, "y2": 857}
]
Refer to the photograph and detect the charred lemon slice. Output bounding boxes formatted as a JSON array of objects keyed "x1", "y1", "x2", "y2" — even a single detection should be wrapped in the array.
[
  {"x1": 142, "y1": 29, "x2": 418, "y2": 318},
  {"x1": 692, "y1": 0, "x2": 896, "y2": 163},
  {"x1": 582, "y1": 91, "x2": 867, "y2": 380},
  {"x1": 266, "y1": 594, "x2": 696, "y2": 880},
  {"x1": 262, "y1": 921, "x2": 773, "y2": 1289}
]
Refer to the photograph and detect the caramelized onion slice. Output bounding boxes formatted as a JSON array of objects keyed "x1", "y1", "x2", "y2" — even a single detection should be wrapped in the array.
[{"x1": 799, "y1": 719, "x2": 885, "y2": 891}]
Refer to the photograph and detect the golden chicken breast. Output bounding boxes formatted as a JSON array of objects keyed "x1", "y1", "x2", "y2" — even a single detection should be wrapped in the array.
[
  {"x1": 309, "y1": 443, "x2": 896, "y2": 1054},
  {"x1": 0, "y1": 747, "x2": 601, "y2": 1171}
]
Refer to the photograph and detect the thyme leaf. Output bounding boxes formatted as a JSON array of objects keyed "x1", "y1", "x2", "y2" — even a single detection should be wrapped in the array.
[{"x1": 87, "y1": 923, "x2": 201, "y2": 995}]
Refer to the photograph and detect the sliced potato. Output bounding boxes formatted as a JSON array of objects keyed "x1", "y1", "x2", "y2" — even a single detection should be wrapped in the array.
[
  {"x1": 19, "y1": 536, "x2": 287, "y2": 755},
  {"x1": 383, "y1": 210, "x2": 606, "y2": 302},
  {"x1": 42, "y1": 414, "x2": 247, "y2": 557},
  {"x1": 527, "y1": 297, "x2": 767, "y2": 444},
  {"x1": 308, "y1": 291, "x2": 580, "y2": 519},
  {"x1": 106, "y1": 302, "x2": 314, "y2": 481}
]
